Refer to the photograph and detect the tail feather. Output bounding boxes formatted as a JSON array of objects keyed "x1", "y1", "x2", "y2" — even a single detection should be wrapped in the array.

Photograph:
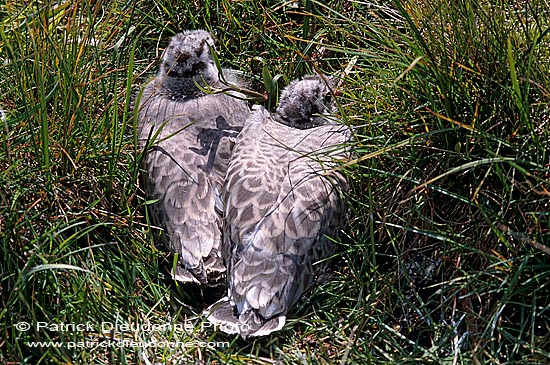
[
  {"x1": 204, "y1": 298, "x2": 286, "y2": 338},
  {"x1": 171, "y1": 255, "x2": 225, "y2": 286}
]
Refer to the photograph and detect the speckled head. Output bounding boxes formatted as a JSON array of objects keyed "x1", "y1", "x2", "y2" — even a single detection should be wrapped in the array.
[
  {"x1": 159, "y1": 30, "x2": 218, "y2": 98},
  {"x1": 275, "y1": 74, "x2": 337, "y2": 129}
]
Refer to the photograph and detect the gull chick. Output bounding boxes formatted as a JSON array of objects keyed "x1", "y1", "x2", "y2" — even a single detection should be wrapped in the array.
[
  {"x1": 137, "y1": 30, "x2": 250, "y2": 285},
  {"x1": 205, "y1": 75, "x2": 350, "y2": 337}
]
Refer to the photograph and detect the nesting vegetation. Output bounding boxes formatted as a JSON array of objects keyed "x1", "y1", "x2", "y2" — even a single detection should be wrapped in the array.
[{"x1": 1, "y1": 0, "x2": 549, "y2": 363}]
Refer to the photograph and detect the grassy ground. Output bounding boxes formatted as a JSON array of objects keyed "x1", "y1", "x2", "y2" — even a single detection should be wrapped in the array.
[{"x1": 1, "y1": 0, "x2": 549, "y2": 364}]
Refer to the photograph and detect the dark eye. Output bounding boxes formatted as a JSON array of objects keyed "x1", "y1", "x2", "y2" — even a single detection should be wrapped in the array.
[
  {"x1": 323, "y1": 94, "x2": 332, "y2": 103},
  {"x1": 167, "y1": 70, "x2": 179, "y2": 77},
  {"x1": 192, "y1": 62, "x2": 206, "y2": 72}
]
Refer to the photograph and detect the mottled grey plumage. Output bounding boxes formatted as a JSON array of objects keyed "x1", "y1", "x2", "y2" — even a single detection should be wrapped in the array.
[
  {"x1": 204, "y1": 75, "x2": 350, "y2": 337},
  {"x1": 137, "y1": 30, "x2": 250, "y2": 285}
]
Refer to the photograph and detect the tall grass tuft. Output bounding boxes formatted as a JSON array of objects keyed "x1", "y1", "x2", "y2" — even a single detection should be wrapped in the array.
[
  {"x1": 0, "y1": 1, "x2": 166, "y2": 363},
  {"x1": 323, "y1": 0, "x2": 550, "y2": 363},
  {"x1": 1, "y1": 0, "x2": 549, "y2": 363}
]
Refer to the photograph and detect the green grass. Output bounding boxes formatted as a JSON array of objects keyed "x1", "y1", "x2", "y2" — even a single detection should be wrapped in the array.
[{"x1": 1, "y1": 0, "x2": 549, "y2": 363}]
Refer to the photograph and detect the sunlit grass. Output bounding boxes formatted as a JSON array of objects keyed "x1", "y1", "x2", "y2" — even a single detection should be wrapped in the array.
[{"x1": 1, "y1": 0, "x2": 549, "y2": 363}]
